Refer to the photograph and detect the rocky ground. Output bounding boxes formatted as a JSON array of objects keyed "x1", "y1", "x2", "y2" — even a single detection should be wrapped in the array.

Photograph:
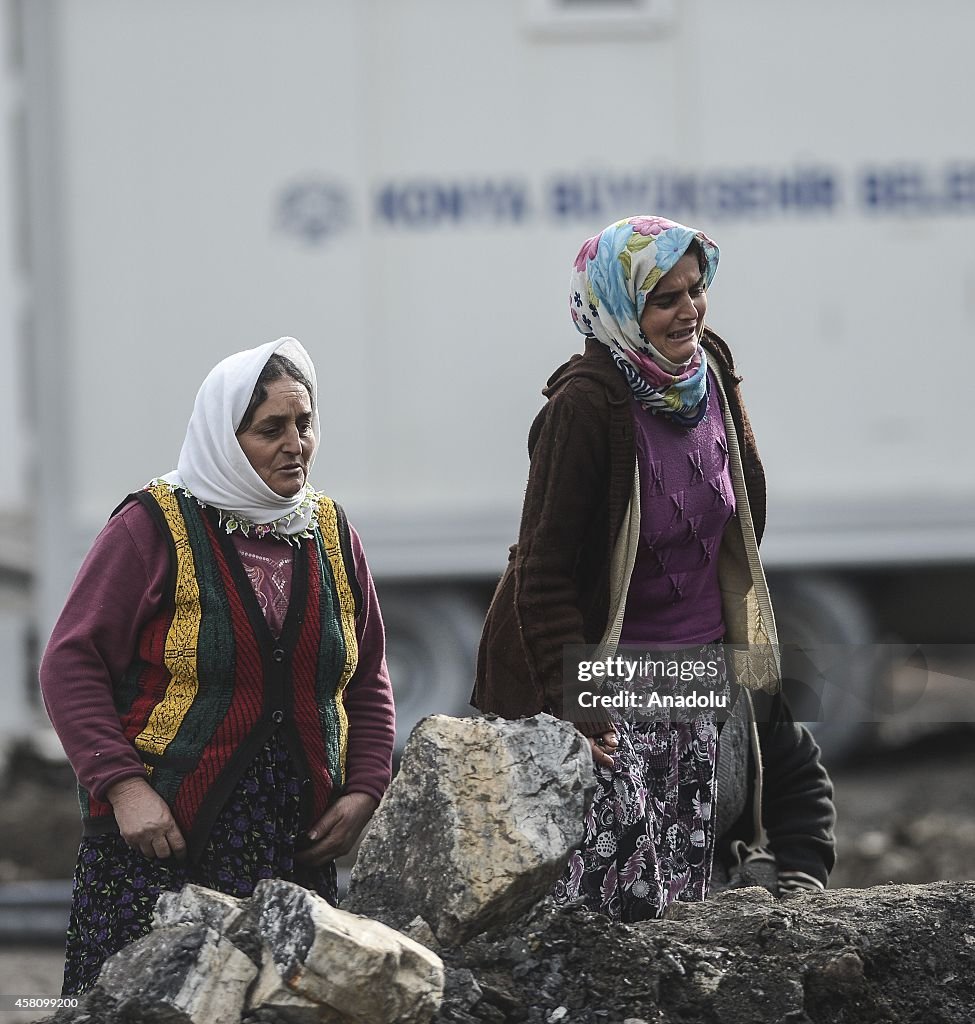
[
  {"x1": 435, "y1": 882, "x2": 975, "y2": 1024},
  {"x1": 1, "y1": 726, "x2": 974, "y2": 1021}
]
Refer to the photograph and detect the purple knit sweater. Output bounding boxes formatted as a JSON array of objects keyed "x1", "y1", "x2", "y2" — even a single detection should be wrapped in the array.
[
  {"x1": 39, "y1": 500, "x2": 395, "y2": 806},
  {"x1": 619, "y1": 370, "x2": 736, "y2": 647}
]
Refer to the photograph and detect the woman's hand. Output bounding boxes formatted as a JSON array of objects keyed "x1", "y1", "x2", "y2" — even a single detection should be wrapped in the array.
[
  {"x1": 107, "y1": 777, "x2": 187, "y2": 862},
  {"x1": 589, "y1": 729, "x2": 619, "y2": 769},
  {"x1": 296, "y1": 792, "x2": 379, "y2": 867}
]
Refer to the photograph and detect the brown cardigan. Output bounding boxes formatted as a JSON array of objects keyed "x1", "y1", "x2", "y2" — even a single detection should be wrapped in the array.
[
  {"x1": 472, "y1": 329, "x2": 767, "y2": 730},
  {"x1": 472, "y1": 333, "x2": 836, "y2": 888}
]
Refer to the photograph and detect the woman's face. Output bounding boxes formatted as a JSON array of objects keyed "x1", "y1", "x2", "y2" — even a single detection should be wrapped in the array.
[
  {"x1": 236, "y1": 378, "x2": 317, "y2": 497},
  {"x1": 638, "y1": 251, "x2": 708, "y2": 366}
]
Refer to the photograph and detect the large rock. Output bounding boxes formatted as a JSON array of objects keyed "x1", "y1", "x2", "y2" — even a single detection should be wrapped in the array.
[
  {"x1": 246, "y1": 878, "x2": 444, "y2": 1023},
  {"x1": 86, "y1": 922, "x2": 258, "y2": 1024},
  {"x1": 343, "y1": 714, "x2": 595, "y2": 944}
]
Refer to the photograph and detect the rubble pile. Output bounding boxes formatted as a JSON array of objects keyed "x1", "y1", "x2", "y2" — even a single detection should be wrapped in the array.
[
  {"x1": 43, "y1": 715, "x2": 975, "y2": 1024},
  {"x1": 435, "y1": 881, "x2": 975, "y2": 1024},
  {"x1": 65, "y1": 880, "x2": 443, "y2": 1024}
]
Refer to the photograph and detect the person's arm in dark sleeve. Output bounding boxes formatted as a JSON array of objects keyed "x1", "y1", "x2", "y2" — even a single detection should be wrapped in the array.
[
  {"x1": 514, "y1": 382, "x2": 611, "y2": 732},
  {"x1": 757, "y1": 691, "x2": 836, "y2": 891}
]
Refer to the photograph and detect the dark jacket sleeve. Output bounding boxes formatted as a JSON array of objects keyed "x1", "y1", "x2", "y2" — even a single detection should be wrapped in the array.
[
  {"x1": 756, "y1": 691, "x2": 837, "y2": 886},
  {"x1": 473, "y1": 376, "x2": 615, "y2": 734},
  {"x1": 514, "y1": 383, "x2": 610, "y2": 720}
]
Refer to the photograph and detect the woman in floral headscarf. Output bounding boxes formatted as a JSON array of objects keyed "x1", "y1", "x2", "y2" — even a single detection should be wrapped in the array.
[{"x1": 473, "y1": 217, "x2": 834, "y2": 921}]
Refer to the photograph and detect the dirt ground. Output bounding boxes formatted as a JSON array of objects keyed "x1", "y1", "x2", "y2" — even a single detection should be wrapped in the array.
[
  {"x1": 1, "y1": 727, "x2": 974, "y2": 1021},
  {"x1": 0, "y1": 949, "x2": 66, "y2": 1024},
  {"x1": 829, "y1": 727, "x2": 975, "y2": 889}
]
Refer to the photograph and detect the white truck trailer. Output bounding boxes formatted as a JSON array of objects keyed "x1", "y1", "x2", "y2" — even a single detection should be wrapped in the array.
[{"x1": 5, "y1": 0, "x2": 974, "y2": 758}]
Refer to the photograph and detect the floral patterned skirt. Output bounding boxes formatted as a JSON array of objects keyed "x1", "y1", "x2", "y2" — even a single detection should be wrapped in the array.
[
  {"x1": 553, "y1": 643, "x2": 734, "y2": 923},
  {"x1": 62, "y1": 733, "x2": 336, "y2": 996},
  {"x1": 552, "y1": 713, "x2": 720, "y2": 922}
]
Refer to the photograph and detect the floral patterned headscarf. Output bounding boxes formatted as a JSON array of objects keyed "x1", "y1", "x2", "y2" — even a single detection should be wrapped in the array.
[{"x1": 569, "y1": 216, "x2": 719, "y2": 427}]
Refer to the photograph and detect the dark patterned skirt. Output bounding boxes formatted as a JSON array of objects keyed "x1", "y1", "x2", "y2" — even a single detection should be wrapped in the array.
[
  {"x1": 552, "y1": 645, "x2": 732, "y2": 922},
  {"x1": 62, "y1": 733, "x2": 337, "y2": 996}
]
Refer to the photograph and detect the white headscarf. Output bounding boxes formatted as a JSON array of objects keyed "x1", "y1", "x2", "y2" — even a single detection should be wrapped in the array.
[{"x1": 160, "y1": 337, "x2": 320, "y2": 536}]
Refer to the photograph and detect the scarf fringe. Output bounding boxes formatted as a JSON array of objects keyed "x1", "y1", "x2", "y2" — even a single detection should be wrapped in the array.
[{"x1": 151, "y1": 479, "x2": 320, "y2": 545}]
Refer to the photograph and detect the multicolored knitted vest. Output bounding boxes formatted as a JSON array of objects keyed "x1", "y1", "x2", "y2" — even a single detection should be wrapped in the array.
[{"x1": 79, "y1": 482, "x2": 361, "y2": 861}]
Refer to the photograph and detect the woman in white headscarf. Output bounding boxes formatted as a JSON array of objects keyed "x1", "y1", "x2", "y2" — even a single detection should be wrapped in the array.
[{"x1": 41, "y1": 338, "x2": 395, "y2": 994}]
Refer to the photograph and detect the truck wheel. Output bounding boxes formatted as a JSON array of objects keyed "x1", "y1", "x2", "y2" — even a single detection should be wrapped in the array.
[
  {"x1": 769, "y1": 573, "x2": 882, "y2": 764},
  {"x1": 376, "y1": 587, "x2": 486, "y2": 756}
]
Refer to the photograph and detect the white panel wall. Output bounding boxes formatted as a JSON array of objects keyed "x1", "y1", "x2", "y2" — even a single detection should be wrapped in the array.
[
  {"x1": 0, "y1": 0, "x2": 26, "y2": 515},
  {"x1": 22, "y1": 0, "x2": 975, "y2": 635},
  {"x1": 0, "y1": 0, "x2": 32, "y2": 744}
]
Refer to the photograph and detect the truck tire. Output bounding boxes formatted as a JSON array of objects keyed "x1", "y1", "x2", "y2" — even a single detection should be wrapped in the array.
[
  {"x1": 376, "y1": 587, "x2": 486, "y2": 756},
  {"x1": 768, "y1": 573, "x2": 882, "y2": 764}
]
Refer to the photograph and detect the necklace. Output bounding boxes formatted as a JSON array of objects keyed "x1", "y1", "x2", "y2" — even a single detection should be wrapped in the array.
[{"x1": 152, "y1": 480, "x2": 320, "y2": 544}]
